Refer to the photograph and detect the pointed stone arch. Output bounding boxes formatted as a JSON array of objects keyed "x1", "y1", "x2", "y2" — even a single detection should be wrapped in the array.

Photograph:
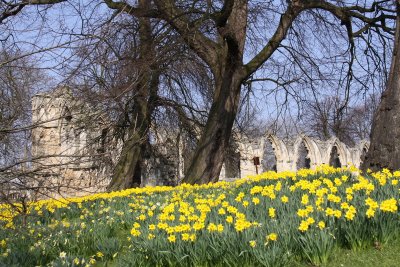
[
  {"x1": 293, "y1": 135, "x2": 321, "y2": 170},
  {"x1": 261, "y1": 138, "x2": 277, "y2": 172},
  {"x1": 329, "y1": 145, "x2": 342, "y2": 167},
  {"x1": 260, "y1": 134, "x2": 289, "y2": 172},
  {"x1": 325, "y1": 138, "x2": 349, "y2": 167},
  {"x1": 296, "y1": 141, "x2": 311, "y2": 169}
]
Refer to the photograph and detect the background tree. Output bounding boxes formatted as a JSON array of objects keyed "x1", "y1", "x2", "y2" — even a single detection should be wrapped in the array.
[
  {"x1": 301, "y1": 94, "x2": 378, "y2": 146},
  {"x1": 0, "y1": 46, "x2": 49, "y2": 202}
]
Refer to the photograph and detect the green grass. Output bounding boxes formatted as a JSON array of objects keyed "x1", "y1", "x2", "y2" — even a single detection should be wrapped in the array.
[
  {"x1": 293, "y1": 240, "x2": 400, "y2": 267},
  {"x1": 330, "y1": 242, "x2": 400, "y2": 267}
]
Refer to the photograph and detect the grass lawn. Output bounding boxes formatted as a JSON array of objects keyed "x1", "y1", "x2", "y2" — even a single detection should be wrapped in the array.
[{"x1": 294, "y1": 240, "x2": 400, "y2": 267}]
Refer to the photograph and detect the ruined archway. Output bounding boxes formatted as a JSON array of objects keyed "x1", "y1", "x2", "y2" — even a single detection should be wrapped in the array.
[
  {"x1": 329, "y1": 145, "x2": 342, "y2": 168},
  {"x1": 260, "y1": 134, "x2": 290, "y2": 172},
  {"x1": 325, "y1": 138, "x2": 348, "y2": 168},
  {"x1": 296, "y1": 141, "x2": 311, "y2": 169},
  {"x1": 262, "y1": 139, "x2": 277, "y2": 172},
  {"x1": 292, "y1": 135, "x2": 322, "y2": 170}
]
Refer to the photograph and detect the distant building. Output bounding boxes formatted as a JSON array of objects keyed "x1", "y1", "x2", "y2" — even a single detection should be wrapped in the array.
[
  {"x1": 31, "y1": 87, "x2": 113, "y2": 197},
  {"x1": 30, "y1": 87, "x2": 183, "y2": 198}
]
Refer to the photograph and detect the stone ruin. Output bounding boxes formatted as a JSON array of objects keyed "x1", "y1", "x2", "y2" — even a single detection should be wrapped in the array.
[
  {"x1": 221, "y1": 134, "x2": 369, "y2": 180},
  {"x1": 30, "y1": 87, "x2": 370, "y2": 197},
  {"x1": 30, "y1": 87, "x2": 113, "y2": 197},
  {"x1": 30, "y1": 87, "x2": 185, "y2": 197}
]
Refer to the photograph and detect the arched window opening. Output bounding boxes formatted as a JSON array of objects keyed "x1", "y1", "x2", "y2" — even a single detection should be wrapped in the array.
[
  {"x1": 262, "y1": 140, "x2": 277, "y2": 172},
  {"x1": 296, "y1": 142, "x2": 311, "y2": 169},
  {"x1": 329, "y1": 146, "x2": 342, "y2": 168}
]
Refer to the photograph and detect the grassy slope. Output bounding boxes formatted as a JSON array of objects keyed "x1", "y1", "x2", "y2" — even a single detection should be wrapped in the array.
[{"x1": 2, "y1": 167, "x2": 400, "y2": 267}]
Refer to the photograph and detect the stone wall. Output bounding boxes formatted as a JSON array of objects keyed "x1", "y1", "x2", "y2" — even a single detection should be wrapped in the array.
[
  {"x1": 220, "y1": 134, "x2": 369, "y2": 179},
  {"x1": 30, "y1": 87, "x2": 183, "y2": 197},
  {"x1": 31, "y1": 87, "x2": 117, "y2": 197}
]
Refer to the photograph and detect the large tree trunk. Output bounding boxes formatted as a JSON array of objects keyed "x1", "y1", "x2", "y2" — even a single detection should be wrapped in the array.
[
  {"x1": 183, "y1": 69, "x2": 243, "y2": 184},
  {"x1": 183, "y1": 0, "x2": 248, "y2": 184},
  {"x1": 108, "y1": 68, "x2": 159, "y2": 190},
  {"x1": 108, "y1": 0, "x2": 158, "y2": 191},
  {"x1": 361, "y1": 4, "x2": 400, "y2": 172},
  {"x1": 107, "y1": 96, "x2": 151, "y2": 190}
]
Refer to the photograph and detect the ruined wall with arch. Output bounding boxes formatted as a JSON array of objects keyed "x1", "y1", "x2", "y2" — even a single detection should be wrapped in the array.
[
  {"x1": 220, "y1": 133, "x2": 369, "y2": 179},
  {"x1": 32, "y1": 88, "x2": 371, "y2": 195}
]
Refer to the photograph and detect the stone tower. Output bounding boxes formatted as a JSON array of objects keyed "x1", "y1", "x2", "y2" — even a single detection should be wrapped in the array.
[{"x1": 31, "y1": 87, "x2": 112, "y2": 197}]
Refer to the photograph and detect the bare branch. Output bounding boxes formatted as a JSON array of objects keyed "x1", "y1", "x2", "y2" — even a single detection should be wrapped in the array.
[
  {"x1": 153, "y1": 0, "x2": 220, "y2": 70},
  {"x1": 244, "y1": 3, "x2": 300, "y2": 77},
  {"x1": 0, "y1": 0, "x2": 66, "y2": 23}
]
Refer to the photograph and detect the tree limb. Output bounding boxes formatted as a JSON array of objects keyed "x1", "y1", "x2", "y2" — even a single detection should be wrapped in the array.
[
  {"x1": 0, "y1": 0, "x2": 66, "y2": 23},
  {"x1": 153, "y1": 0, "x2": 219, "y2": 70},
  {"x1": 102, "y1": 0, "x2": 160, "y2": 18},
  {"x1": 212, "y1": 0, "x2": 234, "y2": 27},
  {"x1": 244, "y1": 3, "x2": 300, "y2": 78}
]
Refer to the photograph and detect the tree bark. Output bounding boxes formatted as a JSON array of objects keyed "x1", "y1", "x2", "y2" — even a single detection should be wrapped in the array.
[
  {"x1": 182, "y1": 0, "x2": 248, "y2": 184},
  {"x1": 361, "y1": 3, "x2": 400, "y2": 172},
  {"x1": 107, "y1": 96, "x2": 150, "y2": 190},
  {"x1": 107, "y1": 0, "x2": 158, "y2": 191},
  {"x1": 183, "y1": 69, "x2": 243, "y2": 184}
]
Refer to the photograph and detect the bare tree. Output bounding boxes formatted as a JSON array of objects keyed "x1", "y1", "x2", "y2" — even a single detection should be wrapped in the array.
[
  {"x1": 301, "y1": 93, "x2": 378, "y2": 146},
  {"x1": 0, "y1": 46, "x2": 50, "y2": 203},
  {"x1": 66, "y1": 6, "x2": 213, "y2": 189},
  {"x1": 0, "y1": 0, "x2": 397, "y2": 185},
  {"x1": 346, "y1": 96, "x2": 378, "y2": 142}
]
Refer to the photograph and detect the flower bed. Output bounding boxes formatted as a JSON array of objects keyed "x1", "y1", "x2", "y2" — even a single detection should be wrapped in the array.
[{"x1": 0, "y1": 165, "x2": 399, "y2": 266}]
